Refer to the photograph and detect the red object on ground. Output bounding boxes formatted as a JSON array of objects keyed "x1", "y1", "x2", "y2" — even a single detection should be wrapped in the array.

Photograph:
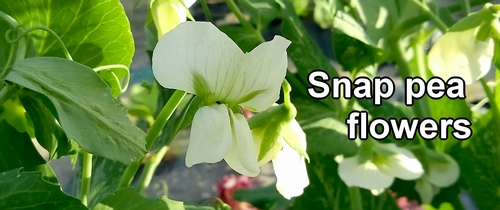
[
  {"x1": 397, "y1": 197, "x2": 423, "y2": 210},
  {"x1": 216, "y1": 174, "x2": 258, "y2": 210}
]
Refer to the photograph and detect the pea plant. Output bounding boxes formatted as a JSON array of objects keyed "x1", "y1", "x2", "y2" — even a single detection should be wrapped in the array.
[{"x1": 0, "y1": 0, "x2": 499, "y2": 209}]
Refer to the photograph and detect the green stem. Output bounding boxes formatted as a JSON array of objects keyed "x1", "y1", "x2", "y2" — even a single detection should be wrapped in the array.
[
  {"x1": 0, "y1": 42, "x2": 16, "y2": 81},
  {"x1": 281, "y1": 79, "x2": 292, "y2": 106},
  {"x1": 118, "y1": 90, "x2": 186, "y2": 189},
  {"x1": 93, "y1": 64, "x2": 130, "y2": 93},
  {"x1": 462, "y1": 0, "x2": 471, "y2": 14},
  {"x1": 80, "y1": 151, "x2": 93, "y2": 206},
  {"x1": 136, "y1": 146, "x2": 169, "y2": 194},
  {"x1": 0, "y1": 85, "x2": 15, "y2": 106},
  {"x1": 348, "y1": 187, "x2": 363, "y2": 210},
  {"x1": 408, "y1": 0, "x2": 448, "y2": 32},
  {"x1": 224, "y1": 0, "x2": 254, "y2": 31},
  {"x1": 480, "y1": 78, "x2": 500, "y2": 131},
  {"x1": 200, "y1": 0, "x2": 213, "y2": 22},
  {"x1": 387, "y1": 36, "x2": 431, "y2": 120},
  {"x1": 6, "y1": 26, "x2": 73, "y2": 61}
]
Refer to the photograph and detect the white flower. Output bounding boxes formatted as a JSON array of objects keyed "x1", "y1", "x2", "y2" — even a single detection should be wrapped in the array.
[
  {"x1": 253, "y1": 119, "x2": 309, "y2": 199},
  {"x1": 152, "y1": 21, "x2": 291, "y2": 176},
  {"x1": 428, "y1": 27, "x2": 494, "y2": 85},
  {"x1": 338, "y1": 143, "x2": 423, "y2": 194},
  {"x1": 150, "y1": 0, "x2": 196, "y2": 37}
]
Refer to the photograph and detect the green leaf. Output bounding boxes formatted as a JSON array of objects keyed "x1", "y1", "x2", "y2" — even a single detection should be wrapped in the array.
[
  {"x1": 19, "y1": 89, "x2": 78, "y2": 159},
  {"x1": 276, "y1": 0, "x2": 342, "y2": 113},
  {"x1": 313, "y1": 0, "x2": 339, "y2": 29},
  {"x1": 333, "y1": 10, "x2": 378, "y2": 47},
  {"x1": 332, "y1": 32, "x2": 383, "y2": 72},
  {"x1": 294, "y1": 96, "x2": 358, "y2": 156},
  {"x1": 0, "y1": 120, "x2": 57, "y2": 184},
  {"x1": 357, "y1": 99, "x2": 416, "y2": 145},
  {"x1": 6, "y1": 57, "x2": 146, "y2": 164},
  {"x1": 71, "y1": 156, "x2": 127, "y2": 208},
  {"x1": 428, "y1": 97, "x2": 471, "y2": 152},
  {"x1": 93, "y1": 188, "x2": 184, "y2": 210},
  {"x1": 0, "y1": 168, "x2": 87, "y2": 209},
  {"x1": 237, "y1": 0, "x2": 280, "y2": 29},
  {"x1": 130, "y1": 82, "x2": 160, "y2": 115},
  {"x1": 0, "y1": 92, "x2": 31, "y2": 134},
  {"x1": 152, "y1": 94, "x2": 200, "y2": 151},
  {"x1": 2, "y1": 0, "x2": 135, "y2": 95},
  {"x1": 350, "y1": 0, "x2": 398, "y2": 47},
  {"x1": 218, "y1": 26, "x2": 263, "y2": 52},
  {"x1": 458, "y1": 112, "x2": 500, "y2": 210}
]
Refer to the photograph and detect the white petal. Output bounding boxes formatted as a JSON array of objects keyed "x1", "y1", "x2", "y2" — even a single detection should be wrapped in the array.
[
  {"x1": 236, "y1": 36, "x2": 291, "y2": 111},
  {"x1": 152, "y1": 21, "x2": 244, "y2": 98},
  {"x1": 371, "y1": 188, "x2": 385, "y2": 196},
  {"x1": 224, "y1": 111, "x2": 260, "y2": 177},
  {"x1": 182, "y1": 0, "x2": 196, "y2": 8},
  {"x1": 376, "y1": 144, "x2": 424, "y2": 180},
  {"x1": 428, "y1": 28, "x2": 494, "y2": 84},
  {"x1": 272, "y1": 141, "x2": 309, "y2": 199},
  {"x1": 338, "y1": 156, "x2": 394, "y2": 190},
  {"x1": 427, "y1": 154, "x2": 460, "y2": 187},
  {"x1": 252, "y1": 129, "x2": 283, "y2": 166},
  {"x1": 185, "y1": 104, "x2": 232, "y2": 167},
  {"x1": 281, "y1": 119, "x2": 308, "y2": 160}
]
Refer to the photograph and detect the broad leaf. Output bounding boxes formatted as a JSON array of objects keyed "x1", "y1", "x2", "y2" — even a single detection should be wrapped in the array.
[
  {"x1": 294, "y1": 96, "x2": 358, "y2": 156},
  {"x1": 219, "y1": 26, "x2": 263, "y2": 52},
  {"x1": 71, "y1": 156, "x2": 127, "y2": 208},
  {"x1": 0, "y1": 120, "x2": 57, "y2": 184},
  {"x1": 458, "y1": 112, "x2": 500, "y2": 210},
  {"x1": 20, "y1": 89, "x2": 79, "y2": 159},
  {"x1": 93, "y1": 188, "x2": 183, "y2": 210},
  {"x1": 237, "y1": 0, "x2": 280, "y2": 29},
  {"x1": 0, "y1": 168, "x2": 87, "y2": 209},
  {"x1": 6, "y1": 57, "x2": 146, "y2": 164},
  {"x1": 2, "y1": 0, "x2": 135, "y2": 96},
  {"x1": 276, "y1": 0, "x2": 342, "y2": 114}
]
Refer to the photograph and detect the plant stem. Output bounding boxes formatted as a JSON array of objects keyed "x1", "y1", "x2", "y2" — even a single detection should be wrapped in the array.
[
  {"x1": 462, "y1": 0, "x2": 471, "y2": 14},
  {"x1": 200, "y1": 0, "x2": 213, "y2": 22},
  {"x1": 1, "y1": 42, "x2": 16, "y2": 81},
  {"x1": 136, "y1": 146, "x2": 169, "y2": 194},
  {"x1": 409, "y1": 0, "x2": 448, "y2": 32},
  {"x1": 5, "y1": 26, "x2": 73, "y2": 61},
  {"x1": 118, "y1": 90, "x2": 186, "y2": 189},
  {"x1": 80, "y1": 151, "x2": 93, "y2": 206},
  {"x1": 480, "y1": 78, "x2": 500, "y2": 130},
  {"x1": 0, "y1": 85, "x2": 14, "y2": 106},
  {"x1": 348, "y1": 187, "x2": 363, "y2": 210},
  {"x1": 224, "y1": 0, "x2": 254, "y2": 31},
  {"x1": 93, "y1": 64, "x2": 130, "y2": 93},
  {"x1": 387, "y1": 37, "x2": 431, "y2": 120}
]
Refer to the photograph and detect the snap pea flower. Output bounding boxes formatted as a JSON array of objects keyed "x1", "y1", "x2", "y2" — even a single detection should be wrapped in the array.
[
  {"x1": 338, "y1": 143, "x2": 424, "y2": 195},
  {"x1": 152, "y1": 21, "x2": 291, "y2": 176},
  {"x1": 428, "y1": 3, "x2": 500, "y2": 84},
  {"x1": 252, "y1": 118, "x2": 309, "y2": 199},
  {"x1": 150, "y1": 0, "x2": 196, "y2": 38},
  {"x1": 428, "y1": 27, "x2": 494, "y2": 84}
]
